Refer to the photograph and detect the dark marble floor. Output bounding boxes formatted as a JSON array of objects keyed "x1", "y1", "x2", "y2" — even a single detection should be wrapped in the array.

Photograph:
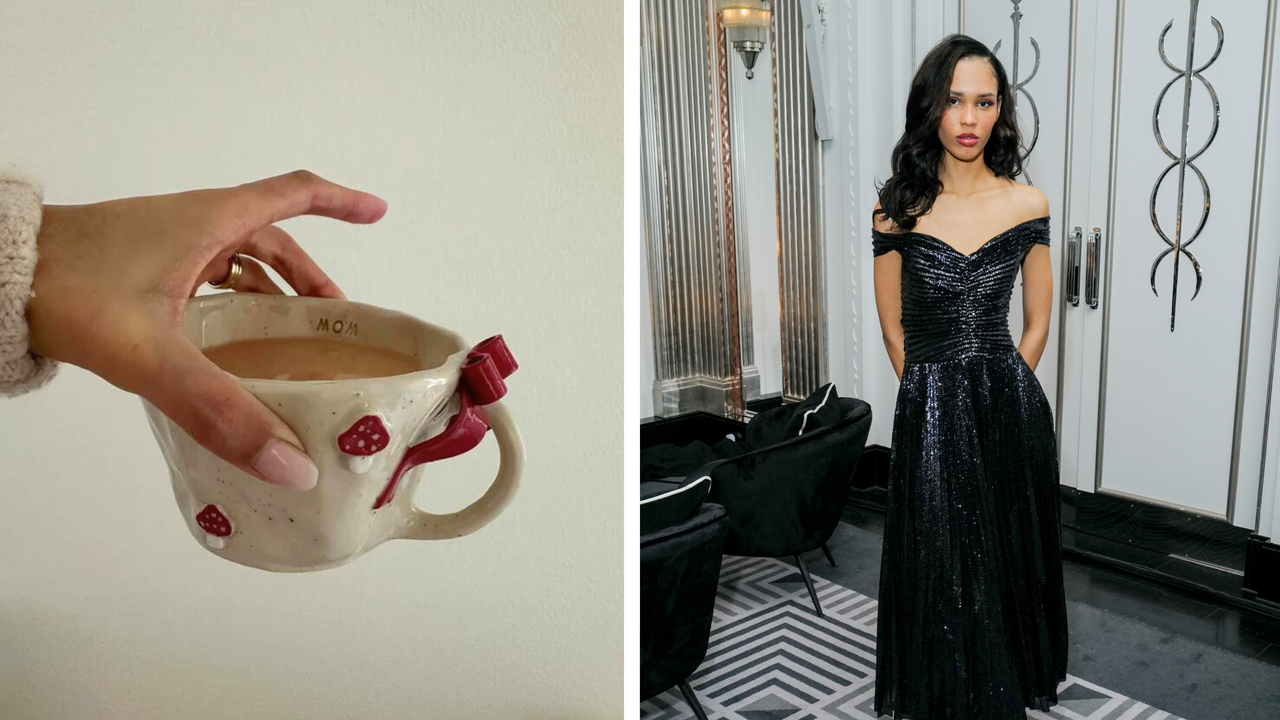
[{"x1": 839, "y1": 503, "x2": 1280, "y2": 669}]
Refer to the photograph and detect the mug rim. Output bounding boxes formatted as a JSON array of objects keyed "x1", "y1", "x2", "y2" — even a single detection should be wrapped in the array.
[{"x1": 188, "y1": 292, "x2": 470, "y2": 392}]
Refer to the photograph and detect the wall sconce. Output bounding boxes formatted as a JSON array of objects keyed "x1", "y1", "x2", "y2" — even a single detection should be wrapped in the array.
[{"x1": 717, "y1": 0, "x2": 772, "y2": 79}]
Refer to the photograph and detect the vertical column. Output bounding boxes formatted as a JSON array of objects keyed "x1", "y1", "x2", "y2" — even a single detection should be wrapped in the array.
[{"x1": 722, "y1": 11, "x2": 764, "y2": 407}]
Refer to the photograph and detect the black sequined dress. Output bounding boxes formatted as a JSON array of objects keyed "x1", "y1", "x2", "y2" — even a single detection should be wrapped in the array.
[{"x1": 870, "y1": 215, "x2": 1068, "y2": 720}]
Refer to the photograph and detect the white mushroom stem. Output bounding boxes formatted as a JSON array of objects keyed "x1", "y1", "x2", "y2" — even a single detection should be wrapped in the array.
[
  {"x1": 346, "y1": 454, "x2": 374, "y2": 474},
  {"x1": 205, "y1": 534, "x2": 227, "y2": 550}
]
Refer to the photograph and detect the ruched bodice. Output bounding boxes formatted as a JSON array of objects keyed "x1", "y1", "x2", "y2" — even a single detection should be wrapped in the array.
[{"x1": 871, "y1": 215, "x2": 1051, "y2": 363}]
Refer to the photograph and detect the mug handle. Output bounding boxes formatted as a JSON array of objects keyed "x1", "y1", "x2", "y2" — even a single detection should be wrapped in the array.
[
  {"x1": 393, "y1": 398, "x2": 523, "y2": 540},
  {"x1": 381, "y1": 334, "x2": 524, "y2": 540}
]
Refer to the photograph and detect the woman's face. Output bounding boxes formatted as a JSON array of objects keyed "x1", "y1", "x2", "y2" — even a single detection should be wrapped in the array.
[{"x1": 937, "y1": 56, "x2": 1001, "y2": 161}]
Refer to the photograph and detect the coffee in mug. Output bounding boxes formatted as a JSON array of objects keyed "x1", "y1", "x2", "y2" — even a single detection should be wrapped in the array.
[{"x1": 203, "y1": 336, "x2": 425, "y2": 381}]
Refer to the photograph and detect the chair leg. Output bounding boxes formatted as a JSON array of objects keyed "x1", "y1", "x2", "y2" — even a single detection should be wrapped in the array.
[
  {"x1": 795, "y1": 554, "x2": 824, "y2": 617},
  {"x1": 678, "y1": 680, "x2": 710, "y2": 720},
  {"x1": 821, "y1": 542, "x2": 837, "y2": 568}
]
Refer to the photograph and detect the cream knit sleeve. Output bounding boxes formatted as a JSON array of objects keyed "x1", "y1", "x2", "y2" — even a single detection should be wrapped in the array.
[{"x1": 0, "y1": 167, "x2": 58, "y2": 396}]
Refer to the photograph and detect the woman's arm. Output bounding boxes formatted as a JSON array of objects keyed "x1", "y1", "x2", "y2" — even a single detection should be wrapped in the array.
[
  {"x1": 1018, "y1": 191, "x2": 1053, "y2": 370},
  {"x1": 872, "y1": 202, "x2": 906, "y2": 381},
  {"x1": 15, "y1": 169, "x2": 386, "y2": 491}
]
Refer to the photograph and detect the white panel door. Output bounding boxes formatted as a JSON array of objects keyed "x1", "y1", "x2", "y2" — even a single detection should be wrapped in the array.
[{"x1": 1063, "y1": 0, "x2": 1278, "y2": 526}]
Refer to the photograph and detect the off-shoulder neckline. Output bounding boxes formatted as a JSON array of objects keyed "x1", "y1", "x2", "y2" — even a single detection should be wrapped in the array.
[{"x1": 873, "y1": 215, "x2": 1050, "y2": 259}]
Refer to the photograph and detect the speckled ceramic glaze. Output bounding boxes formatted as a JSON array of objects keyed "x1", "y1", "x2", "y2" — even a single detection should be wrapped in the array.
[{"x1": 141, "y1": 292, "x2": 524, "y2": 572}]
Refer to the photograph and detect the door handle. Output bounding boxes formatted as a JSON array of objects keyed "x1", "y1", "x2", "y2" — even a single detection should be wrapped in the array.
[
  {"x1": 1085, "y1": 227, "x2": 1101, "y2": 309},
  {"x1": 1066, "y1": 226, "x2": 1082, "y2": 306}
]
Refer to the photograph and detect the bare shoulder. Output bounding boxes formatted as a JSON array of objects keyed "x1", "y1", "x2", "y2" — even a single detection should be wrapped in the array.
[
  {"x1": 1009, "y1": 180, "x2": 1050, "y2": 220},
  {"x1": 872, "y1": 201, "x2": 901, "y2": 234}
]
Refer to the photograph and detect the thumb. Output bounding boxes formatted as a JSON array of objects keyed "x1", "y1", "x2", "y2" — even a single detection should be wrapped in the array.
[{"x1": 142, "y1": 338, "x2": 319, "y2": 491}]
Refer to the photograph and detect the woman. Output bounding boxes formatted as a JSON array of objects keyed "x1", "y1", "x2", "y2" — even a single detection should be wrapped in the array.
[
  {"x1": 0, "y1": 167, "x2": 387, "y2": 491},
  {"x1": 869, "y1": 35, "x2": 1069, "y2": 718}
]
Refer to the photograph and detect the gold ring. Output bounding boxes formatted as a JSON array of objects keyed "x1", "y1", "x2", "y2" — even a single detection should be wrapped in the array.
[{"x1": 208, "y1": 253, "x2": 243, "y2": 289}]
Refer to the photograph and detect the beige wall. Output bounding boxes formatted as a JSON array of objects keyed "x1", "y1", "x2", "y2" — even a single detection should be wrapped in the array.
[{"x1": 0, "y1": 2, "x2": 621, "y2": 718}]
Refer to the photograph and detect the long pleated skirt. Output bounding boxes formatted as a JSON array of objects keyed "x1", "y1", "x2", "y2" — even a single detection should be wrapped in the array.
[{"x1": 873, "y1": 348, "x2": 1069, "y2": 720}]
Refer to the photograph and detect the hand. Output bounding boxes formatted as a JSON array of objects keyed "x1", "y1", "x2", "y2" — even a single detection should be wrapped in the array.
[{"x1": 26, "y1": 170, "x2": 388, "y2": 491}]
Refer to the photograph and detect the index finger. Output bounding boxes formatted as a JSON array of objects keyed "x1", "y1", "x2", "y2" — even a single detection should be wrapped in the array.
[{"x1": 227, "y1": 169, "x2": 388, "y2": 231}]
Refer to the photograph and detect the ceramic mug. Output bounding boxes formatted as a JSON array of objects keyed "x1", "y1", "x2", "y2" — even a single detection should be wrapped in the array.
[{"x1": 141, "y1": 292, "x2": 524, "y2": 572}]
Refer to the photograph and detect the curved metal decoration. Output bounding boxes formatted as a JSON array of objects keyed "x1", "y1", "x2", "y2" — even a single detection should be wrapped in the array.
[
  {"x1": 1148, "y1": 0, "x2": 1222, "y2": 332},
  {"x1": 993, "y1": 0, "x2": 1041, "y2": 168}
]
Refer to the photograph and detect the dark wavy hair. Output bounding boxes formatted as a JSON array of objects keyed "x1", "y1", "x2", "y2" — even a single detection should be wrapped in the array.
[{"x1": 874, "y1": 34, "x2": 1025, "y2": 231}]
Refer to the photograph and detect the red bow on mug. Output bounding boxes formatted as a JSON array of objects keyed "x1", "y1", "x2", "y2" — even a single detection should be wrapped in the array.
[{"x1": 372, "y1": 335, "x2": 517, "y2": 510}]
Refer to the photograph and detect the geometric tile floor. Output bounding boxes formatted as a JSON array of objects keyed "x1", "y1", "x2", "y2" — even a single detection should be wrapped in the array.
[{"x1": 641, "y1": 556, "x2": 1186, "y2": 720}]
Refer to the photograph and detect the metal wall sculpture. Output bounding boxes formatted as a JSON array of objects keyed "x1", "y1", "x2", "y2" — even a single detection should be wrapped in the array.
[
  {"x1": 993, "y1": 0, "x2": 1042, "y2": 163},
  {"x1": 1149, "y1": 0, "x2": 1223, "y2": 332},
  {"x1": 772, "y1": 0, "x2": 829, "y2": 402}
]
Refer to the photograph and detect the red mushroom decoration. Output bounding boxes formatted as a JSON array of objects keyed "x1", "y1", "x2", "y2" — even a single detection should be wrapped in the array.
[
  {"x1": 337, "y1": 414, "x2": 391, "y2": 474},
  {"x1": 195, "y1": 504, "x2": 233, "y2": 549}
]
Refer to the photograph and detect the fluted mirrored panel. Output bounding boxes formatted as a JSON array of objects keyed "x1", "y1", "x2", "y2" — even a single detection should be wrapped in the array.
[{"x1": 641, "y1": 0, "x2": 757, "y2": 417}]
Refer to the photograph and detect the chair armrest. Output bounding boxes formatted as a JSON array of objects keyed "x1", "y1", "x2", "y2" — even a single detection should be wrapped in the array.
[{"x1": 641, "y1": 503, "x2": 727, "y2": 548}]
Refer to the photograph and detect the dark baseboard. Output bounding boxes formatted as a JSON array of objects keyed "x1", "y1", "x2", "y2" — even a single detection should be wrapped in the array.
[
  {"x1": 1059, "y1": 528, "x2": 1280, "y2": 619},
  {"x1": 1056, "y1": 488, "x2": 1280, "y2": 621},
  {"x1": 745, "y1": 393, "x2": 785, "y2": 413},
  {"x1": 639, "y1": 394, "x2": 783, "y2": 448},
  {"x1": 851, "y1": 445, "x2": 890, "y2": 491},
  {"x1": 1064, "y1": 488, "x2": 1253, "y2": 571},
  {"x1": 1244, "y1": 534, "x2": 1280, "y2": 607},
  {"x1": 639, "y1": 411, "x2": 747, "y2": 449}
]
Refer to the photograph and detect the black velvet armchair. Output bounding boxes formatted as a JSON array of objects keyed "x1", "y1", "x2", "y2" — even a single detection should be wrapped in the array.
[
  {"x1": 702, "y1": 396, "x2": 872, "y2": 616},
  {"x1": 639, "y1": 502, "x2": 729, "y2": 720}
]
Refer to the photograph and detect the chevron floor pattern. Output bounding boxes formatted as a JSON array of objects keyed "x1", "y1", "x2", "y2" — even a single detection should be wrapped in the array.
[{"x1": 641, "y1": 556, "x2": 1185, "y2": 720}]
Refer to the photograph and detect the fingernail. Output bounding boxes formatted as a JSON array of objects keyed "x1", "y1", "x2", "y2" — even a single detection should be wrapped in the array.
[{"x1": 252, "y1": 438, "x2": 319, "y2": 490}]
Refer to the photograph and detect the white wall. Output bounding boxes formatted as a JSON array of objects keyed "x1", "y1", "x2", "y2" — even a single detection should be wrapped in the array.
[
  {"x1": 840, "y1": 0, "x2": 922, "y2": 448},
  {"x1": 0, "y1": 2, "x2": 621, "y2": 719},
  {"x1": 732, "y1": 45, "x2": 785, "y2": 400}
]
